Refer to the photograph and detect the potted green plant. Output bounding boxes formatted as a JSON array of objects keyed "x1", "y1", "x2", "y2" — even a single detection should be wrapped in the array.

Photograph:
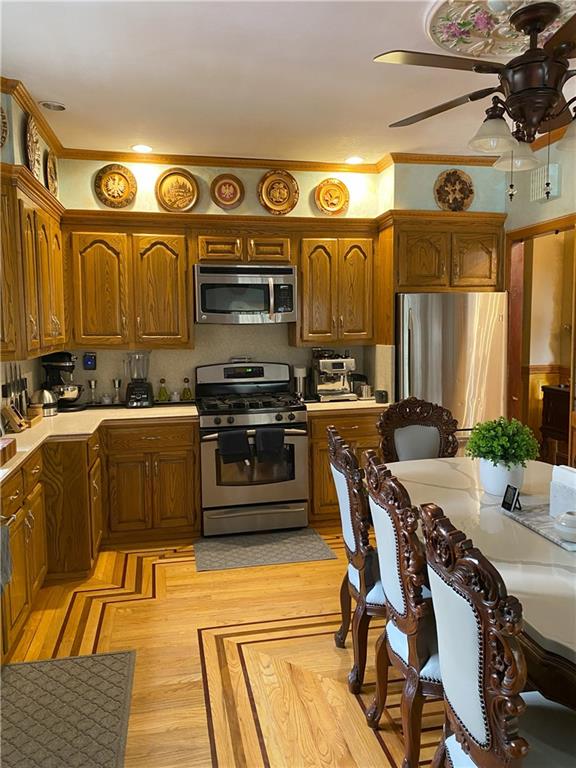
[{"x1": 466, "y1": 417, "x2": 539, "y2": 496}]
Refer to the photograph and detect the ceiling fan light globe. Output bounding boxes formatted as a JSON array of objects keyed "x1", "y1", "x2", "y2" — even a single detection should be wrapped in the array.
[
  {"x1": 493, "y1": 142, "x2": 542, "y2": 172},
  {"x1": 556, "y1": 118, "x2": 576, "y2": 152},
  {"x1": 468, "y1": 117, "x2": 518, "y2": 154}
]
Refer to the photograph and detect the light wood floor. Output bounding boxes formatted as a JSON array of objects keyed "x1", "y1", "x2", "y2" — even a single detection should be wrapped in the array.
[{"x1": 9, "y1": 526, "x2": 443, "y2": 767}]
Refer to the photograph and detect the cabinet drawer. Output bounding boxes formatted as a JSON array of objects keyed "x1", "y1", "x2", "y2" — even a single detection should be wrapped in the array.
[
  {"x1": 106, "y1": 424, "x2": 195, "y2": 453},
  {"x1": 310, "y1": 412, "x2": 380, "y2": 441},
  {"x1": 247, "y1": 237, "x2": 290, "y2": 262},
  {"x1": 198, "y1": 235, "x2": 242, "y2": 261},
  {"x1": 87, "y1": 431, "x2": 101, "y2": 468},
  {"x1": 1, "y1": 470, "x2": 24, "y2": 517},
  {"x1": 23, "y1": 451, "x2": 43, "y2": 495}
]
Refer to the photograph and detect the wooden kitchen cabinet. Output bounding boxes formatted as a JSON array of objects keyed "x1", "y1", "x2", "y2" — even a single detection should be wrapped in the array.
[
  {"x1": 451, "y1": 232, "x2": 499, "y2": 287},
  {"x1": 108, "y1": 454, "x2": 151, "y2": 532},
  {"x1": 0, "y1": 186, "x2": 20, "y2": 357},
  {"x1": 71, "y1": 232, "x2": 130, "y2": 345},
  {"x1": 397, "y1": 229, "x2": 450, "y2": 288},
  {"x1": 198, "y1": 234, "x2": 291, "y2": 263},
  {"x1": 1, "y1": 506, "x2": 31, "y2": 653},
  {"x1": 132, "y1": 234, "x2": 189, "y2": 346},
  {"x1": 300, "y1": 237, "x2": 374, "y2": 343},
  {"x1": 89, "y1": 457, "x2": 104, "y2": 560},
  {"x1": 25, "y1": 482, "x2": 48, "y2": 598},
  {"x1": 19, "y1": 197, "x2": 42, "y2": 354},
  {"x1": 152, "y1": 450, "x2": 195, "y2": 528},
  {"x1": 36, "y1": 211, "x2": 66, "y2": 348},
  {"x1": 308, "y1": 410, "x2": 381, "y2": 522}
]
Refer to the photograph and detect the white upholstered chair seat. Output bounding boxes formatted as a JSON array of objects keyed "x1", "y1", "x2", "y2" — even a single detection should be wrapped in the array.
[
  {"x1": 366, "y1": 580, "x2": 385, "y2": 606},
  {"x1": 444, "y1": 692, "x2": 576, "y2": 767},
  {"x1": 386, "y1": 620, "x2": 442, "y2": 683}
]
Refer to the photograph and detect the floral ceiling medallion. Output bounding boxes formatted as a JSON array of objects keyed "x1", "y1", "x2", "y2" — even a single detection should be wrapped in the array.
[{"x1": 427, "y1": 1, "x2": 576, "y2": 58}]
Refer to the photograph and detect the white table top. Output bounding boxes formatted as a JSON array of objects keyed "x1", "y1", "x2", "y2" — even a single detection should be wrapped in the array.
[{"x1": 387, "y1": 457, "x2": 576, "y2": 665}]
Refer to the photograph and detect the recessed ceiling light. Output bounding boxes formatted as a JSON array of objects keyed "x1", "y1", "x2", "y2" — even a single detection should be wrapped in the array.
[
  {"x1": 131, "y1": 144, "x2": 152, "y2": 153},
  {"x1": 38, "y1": 100, "x2": 66, "y2": 111},
  {"x1": 345, "y1": 155, "x2": 364, "y2": 165}
]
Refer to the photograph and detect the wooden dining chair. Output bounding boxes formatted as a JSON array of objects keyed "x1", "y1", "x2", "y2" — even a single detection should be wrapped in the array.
[
  {"x1": 363, "y1": 449, "x2": 442, "y2": 768},
  {"x1": 377, "y1": 397, "x2": 459, "y2": 463},
  {"x1": 327, "y1": 426, "x2": 386, "y2": 693},
  {"x1": 420, "y1": 502, "x2": 576, "y2": 768}
]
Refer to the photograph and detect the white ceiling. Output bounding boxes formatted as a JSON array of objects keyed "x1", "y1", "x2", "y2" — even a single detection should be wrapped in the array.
[{"x1": 1, "y1": 0, "x2": 566, "y2": 162}]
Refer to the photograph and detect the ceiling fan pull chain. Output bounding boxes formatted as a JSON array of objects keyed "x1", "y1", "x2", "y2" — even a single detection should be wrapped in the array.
[
  {"x1": 508, "y1": 150, "x2": 516, "y2": 202},
  {"x1": 544, "y1": 131, "x2": 552, "y2": 200}
]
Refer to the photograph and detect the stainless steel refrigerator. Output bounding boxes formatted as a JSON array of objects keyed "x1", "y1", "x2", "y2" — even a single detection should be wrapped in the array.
[{"x1": 396, "y1": 292, "x2": 507, "y2": 430}]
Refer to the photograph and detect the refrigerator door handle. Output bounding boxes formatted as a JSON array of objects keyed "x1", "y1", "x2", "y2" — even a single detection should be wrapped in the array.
[{"x1": 407, "y1": 307, "x2": 413, "y2": 398}]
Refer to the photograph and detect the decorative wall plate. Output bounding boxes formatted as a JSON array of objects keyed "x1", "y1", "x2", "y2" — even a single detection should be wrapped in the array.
[
  {"x1": 434, "y1": 169, "x2": 475, "y2": 212},
  {"x1": 94, "y1": 164, "x2": 137, "y2": 208},
  {"x1": 155, "y1": 168, "x2": 198, "y2": 212},
  {"x1": 427, "y1": 1, "x2": 576, "y2": 58},
  {"x1": 0, "y1": 107, "x2": 7, "y2": 149},
  {"x1": 210, "y1": 174, "x2": 244, "y2": 210},
  {"x1": 26, "y1": 115, "x2": 42, "y2": 181},
  {"x1": 314, "y1": 178, "x2": 350, "y2": 216},
  {"x1": 258, "y1": 170, "x2": 299, "y2": 215},
  {"x1": 46, "y1": 150, "x2": 58, "y2": 196}
]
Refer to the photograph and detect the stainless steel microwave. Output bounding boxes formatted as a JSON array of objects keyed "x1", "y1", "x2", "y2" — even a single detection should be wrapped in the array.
[{"x1": 194, "y1": 264, "x2": 297, "y2": 324}]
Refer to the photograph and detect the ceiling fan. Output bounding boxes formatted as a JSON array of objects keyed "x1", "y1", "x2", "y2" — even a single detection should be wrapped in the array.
[{"x1": 375, "y1": 2, "x2": 576, "y2": 147}]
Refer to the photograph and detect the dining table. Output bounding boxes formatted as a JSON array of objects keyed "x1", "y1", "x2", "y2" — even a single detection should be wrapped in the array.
[{"x1": 386, "y1": 456, "x2": 576, "y2": 710}]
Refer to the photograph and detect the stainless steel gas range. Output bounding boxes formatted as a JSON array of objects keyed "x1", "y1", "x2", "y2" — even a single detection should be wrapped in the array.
[{"x1": 195, "y1": 362, "x2": 308, "y2": 536}]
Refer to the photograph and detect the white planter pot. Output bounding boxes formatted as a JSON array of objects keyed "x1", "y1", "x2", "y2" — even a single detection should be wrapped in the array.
[{"x1": 479, "y1": 459, "x2": 525, "y2": 497}]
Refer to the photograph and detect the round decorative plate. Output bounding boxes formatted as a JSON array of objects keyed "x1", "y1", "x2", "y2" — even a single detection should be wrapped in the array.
[
  {"x1": 94, "y1": 164, "x2": 137, "y2": 208},
  {"x1": 46, "y1": 150, "x2": 58, "y2": 196},
  {"x1": 258, "y1": 170, "x2": 299, "y2": 215},
  {"x1": 434, "y1": 169, "x2": 475, "y2": 212},
  {"x1": 210, "y1": 174, "x2": 244, "y2": 210},
  {"x1": 155, "y1": 168, "x2": 198, "y2": 212},
  {"x1": 314, "y1": 178, "x2": 350, "y2": 216},
  {"x1": 26, "y1": 115, "x2": 42, "y2": 181},
  {"x1": 0, "y1": 107, "x2": 7, "y2": 149},
  {"x1": 427, "y1": 0, "x2": 576, "y2": 58}
]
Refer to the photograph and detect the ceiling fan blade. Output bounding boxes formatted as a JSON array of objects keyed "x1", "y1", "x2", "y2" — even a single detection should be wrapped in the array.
[
  {"x1": 537, "y1": 95, "x2": 573, "y2": 132},
  {"x1": 374, "y1": 50, "x2": 503, "y2": 74},
  {"x1": 389, "y1": 86, "x2": 501, "y2": 128},
  {"x1": 543, "y1": 12, "x2": 576, "y2": 54}
]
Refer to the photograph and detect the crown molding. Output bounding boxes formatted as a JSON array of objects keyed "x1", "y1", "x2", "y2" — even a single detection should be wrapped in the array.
[
  {"x1": 1, "y1": 76, "x2": 64, "y2": 155},
  {"x1": 506, "y1": 213, "x2": 575, "y2": 241},
  {"x1": 0, "y1": 162, "x2": 65, "y2": 219},
  {"x1": 389, "y1": 152, "x2": 498, "y2": 167},
  {"x1": 376, "y1": 208, "x2": 507, "y2": 230}
]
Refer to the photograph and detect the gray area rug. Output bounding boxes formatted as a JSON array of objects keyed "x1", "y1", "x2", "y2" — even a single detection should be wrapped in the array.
[
  {"x1": 1, "y1": 650, "x2": 135, "y2": 768},
  {"x1": 195, "y1": 527, "x2": 336, "y2": 571}
]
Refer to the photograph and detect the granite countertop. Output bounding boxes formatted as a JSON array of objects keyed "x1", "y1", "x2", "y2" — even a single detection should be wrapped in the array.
[{"x1": 0, "y1": 404, "x2": 199, "y2": 482}]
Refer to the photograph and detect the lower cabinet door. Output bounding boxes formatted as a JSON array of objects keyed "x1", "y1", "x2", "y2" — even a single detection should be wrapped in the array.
[
  {"x1": 152, "y1": 450, "x2": 194, "y2": 528},
  {"x1": 26, "y1": 483, "x2": 47, "y2": 598},
  {"x1": 310, "y1": 442, "x2": 339, "y2": 519},
  {"x1": 89, "y1": 458, "x2": 103, "y2": 559},
  {"x1": 1, "y1": 507, "x2": 31, "y2": 651},
  {"x1": 108, "y1": 454, "x2": 152, "y2": 532}
]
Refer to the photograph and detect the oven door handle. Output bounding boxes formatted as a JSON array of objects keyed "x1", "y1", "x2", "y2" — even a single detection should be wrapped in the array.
[{"x1": 201, "y1": 428, "x2": 308, "y2": 442}]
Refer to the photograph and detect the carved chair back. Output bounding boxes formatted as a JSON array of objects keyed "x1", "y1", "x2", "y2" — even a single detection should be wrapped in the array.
[
  {"x1": 377, "y1": 397, "x2": 458, "y2": 463},
  {"x1": 364, "y1": 450, "x2": 434, "y2": 672},
  {"x1": 420, "y1": 503, "x2": 529, "y2": 768},
  {"x1": 327, "y1": 426, "x2": 375, "y2": 594}
]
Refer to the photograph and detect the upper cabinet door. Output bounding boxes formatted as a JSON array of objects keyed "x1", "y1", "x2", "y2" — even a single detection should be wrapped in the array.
[
  {"x1": 133, "y1": 235, "x2": 189, "y2": 347},
  {"x1": 300, "y1": 238, "x2": 339, "y2": 342},
  {"x1": 48, "y1": 220, "x2": 66, "y2": 346},
  {"x1": 247, "y1": 237, "x2": 291, "y2": 263},
  {"x1": 72, "y1": 233, "x2": 130, "y2": 345},
  {"x1": 397, "y1": 230, "x2": 450, "y2": 288},
  {"x1": 338, "y1": 238, "x2": 374, "y2": 342},
  {"x1": 35, "y1": 209, "x2": 57, "y2": 348},
  {"x1": 19, "y1": 201, "x2": 41, "y2": 354},
  {"x1": 451, "y1": 232, "x2": 499, "y2": 288},
  {"x1": 1, "y1": 189, "x2": 20, "y2": 357}
]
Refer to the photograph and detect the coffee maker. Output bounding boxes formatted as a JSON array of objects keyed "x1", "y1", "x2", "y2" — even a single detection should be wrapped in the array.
[
  {"x1": 41, "y1": 352, "x2": 85, "y2": 411},
  {"x1": 124, "y1": 351, "x2": 154, "y2": 408},
  {"x1": 310, "y1": 349, "x2": 358, "y2": 402}
]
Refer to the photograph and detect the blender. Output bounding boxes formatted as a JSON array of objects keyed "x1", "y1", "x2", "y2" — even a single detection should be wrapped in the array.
[{"x1": 124, "y1": 351, "x2": 154, "y2": 408}]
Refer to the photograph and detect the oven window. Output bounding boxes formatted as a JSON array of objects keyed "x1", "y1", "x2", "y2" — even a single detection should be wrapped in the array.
[
  {"x1": 200, "y1": 283, "x2": 270, "y2": 314},
  {"x1": 216, "y1": 445, "x2": 295, "y2": 485}
]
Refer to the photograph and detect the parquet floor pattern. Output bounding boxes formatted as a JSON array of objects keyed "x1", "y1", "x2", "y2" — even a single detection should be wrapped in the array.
[{"x1": 9, "y1": 527, "x2": 443, "y2": 767}]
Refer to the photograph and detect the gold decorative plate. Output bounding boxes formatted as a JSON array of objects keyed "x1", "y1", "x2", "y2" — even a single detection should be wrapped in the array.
[
  {"x1": 0, "y1": 107, "x2": 7, "y2": 149},
  {"x1": 95, "y1": 164, "x2": 137, "y2": 208},
  {"x1": 315, "y1": 178, "x2": 350, "y2": 216},
  {"x1": 258, "y1": 170, "x2": 299, "y2": 215},
  {"x1": 210, "y1": 174, "x2": 244, "y2": 210},
  {"x1": 155, "y1": 168, "x2": 198, "y2": 212},
  {"x1": 433, "y1": 169, "x2": 474, "y2": 212},
  {"x1": 26, "y1": 115, "x2": 42, "y2": 181},
  {"x1": 46, "y1": 150, "x2": 58, "y2": 196}
]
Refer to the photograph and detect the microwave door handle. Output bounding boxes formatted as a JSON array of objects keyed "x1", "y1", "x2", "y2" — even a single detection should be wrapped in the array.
[{"x1": 268, "y1": 277, "x2": 275, "y2": 321}]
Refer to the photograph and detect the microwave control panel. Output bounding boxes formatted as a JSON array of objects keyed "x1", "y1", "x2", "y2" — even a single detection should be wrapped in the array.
[{"x1": 274, "y1": 284, "x2": 294, "y2": 313}]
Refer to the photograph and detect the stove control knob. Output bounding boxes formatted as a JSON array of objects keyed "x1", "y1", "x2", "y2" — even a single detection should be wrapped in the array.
[
  {"x1": 275, "y1": 413, "x2": 283, "y2": 421},
  {"x1": 288, "y1": 412, "x2": 296, "y2": 421},
  {"x1": 214, "y1": 416, "x2": 221, "y2": 425},
  {"x1": 227, "y1": 416, "x2": 235, "y2": 424}
]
